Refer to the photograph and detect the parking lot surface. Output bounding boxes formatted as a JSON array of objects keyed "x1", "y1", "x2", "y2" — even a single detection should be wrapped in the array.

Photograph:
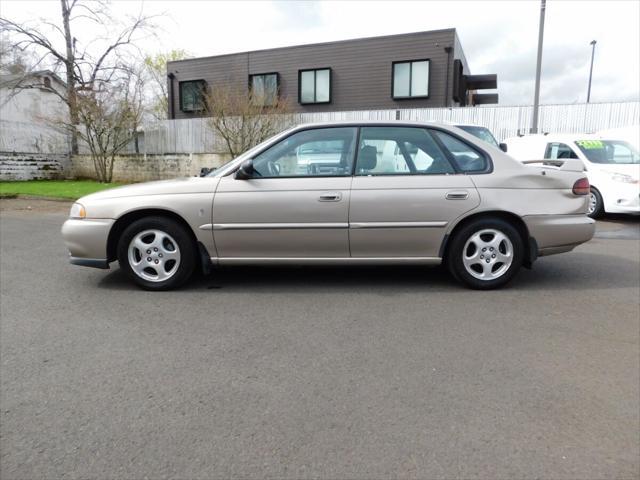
[{"x1": 1, "y1": 199, "x2": 639, "y2": 479}]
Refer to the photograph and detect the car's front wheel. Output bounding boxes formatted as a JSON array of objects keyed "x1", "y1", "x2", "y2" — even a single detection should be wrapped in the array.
[
  {"x1": 117, "y1": 216, "x2": 196, "y2": 290},
  {"x1": 587, "y1": 187, "x2": 604, "y2": 218},
  {"x1": 447, "y1": 218, "x2": 523, "y2": 290}
]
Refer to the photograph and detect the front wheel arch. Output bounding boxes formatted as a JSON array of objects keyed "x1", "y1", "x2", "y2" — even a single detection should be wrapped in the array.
[
  {"x1": 107, "y1": 209, "x2": 199, "y2": 263},
  {"x1": 441, "y1": 211, "x2": 533, "y2": 267}
]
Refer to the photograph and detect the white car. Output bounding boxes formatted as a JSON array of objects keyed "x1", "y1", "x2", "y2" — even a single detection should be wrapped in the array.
[
  {"x1": 504, "y1": 134, "x2": 640, "y2": 217},
  {"x1": 597, "y1": 125, "x2": 639, "y2": 151}
]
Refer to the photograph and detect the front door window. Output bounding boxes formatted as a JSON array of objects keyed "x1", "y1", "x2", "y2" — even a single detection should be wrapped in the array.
[{"x1": 252, "y1": 127, "x2": 357, "y2": 177}]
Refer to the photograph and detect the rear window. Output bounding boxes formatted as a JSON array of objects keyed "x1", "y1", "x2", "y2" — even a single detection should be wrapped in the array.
[{"x1": 456, "y1": 126, "x2": 499, "y2": 147}]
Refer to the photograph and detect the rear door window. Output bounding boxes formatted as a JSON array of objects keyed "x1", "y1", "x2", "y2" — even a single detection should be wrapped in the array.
[{"x1": 355, "y1": 127, "x2": 455, "y2": 175}]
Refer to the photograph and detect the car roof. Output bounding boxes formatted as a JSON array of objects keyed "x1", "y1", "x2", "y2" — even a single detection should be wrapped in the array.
[
  {"x1": 505, "y1": 133, "x2": 602, "y2": 144},
  {"x1": 292, "y1": 120, "x2": 459, "y2": 130}
]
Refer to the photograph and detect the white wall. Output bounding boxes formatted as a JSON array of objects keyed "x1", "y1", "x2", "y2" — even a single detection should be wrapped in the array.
[{"x1": 0, "y1": 80, "x2": 67, "y2": 125}]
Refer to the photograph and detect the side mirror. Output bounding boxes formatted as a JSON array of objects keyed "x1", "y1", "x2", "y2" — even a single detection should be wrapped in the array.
[
  {"x1": 235, "y1": 159, "x2": 255, "y2": 180},
  {"x1": 499, "y1": 143, "x2": 508, "y2": 152},
  {"x1": 199, "y1": 167, "x2": 213, "y2": 177}
]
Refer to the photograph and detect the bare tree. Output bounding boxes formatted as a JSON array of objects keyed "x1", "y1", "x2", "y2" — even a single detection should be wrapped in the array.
[
  {"x1": 58, "y1": 66, "x2": 144, "y2": 183},
  {"x1": 0, "y1": 34, "x2": 37, "y2": 74},
  {"x1": 0, "y1": 0, "x2": 156, "y2": 153},
  {"x1": 203, "y1": 85, "x2": 293, "y2": 158},
  {"x1": 143, "y1": 49, "x2": 189, "y2": 121}
]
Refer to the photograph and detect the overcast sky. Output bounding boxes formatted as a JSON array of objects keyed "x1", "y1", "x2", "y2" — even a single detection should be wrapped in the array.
[{"x1": 2, "y1": 0, "x2": 639, "y2": 105}]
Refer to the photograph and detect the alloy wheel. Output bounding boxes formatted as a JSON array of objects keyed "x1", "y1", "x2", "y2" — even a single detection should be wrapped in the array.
[
  {"x1": 127, "y1": 229, "x2": 181, "y2": 282},
  {"x1": 462, "y1": 229, "x2": 514, "y2": 281}
]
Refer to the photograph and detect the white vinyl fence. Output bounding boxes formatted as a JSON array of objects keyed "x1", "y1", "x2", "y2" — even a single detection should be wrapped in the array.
[
  {"x1": 128, "y1": 101, "x2": 639, "y2": 154},
  {"x1": 3, "y1": 101, "x2": 638, "y2": 155}
]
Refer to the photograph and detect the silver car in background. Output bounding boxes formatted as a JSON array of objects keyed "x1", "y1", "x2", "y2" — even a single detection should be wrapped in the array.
[{"x1": 62, "y1": 121, "x2": 595, "y2": 290}]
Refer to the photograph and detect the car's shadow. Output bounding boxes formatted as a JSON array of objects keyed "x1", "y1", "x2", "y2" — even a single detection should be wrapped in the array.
[{"x1": 96, "y1": 250, "x2": 639, "y2": 293}]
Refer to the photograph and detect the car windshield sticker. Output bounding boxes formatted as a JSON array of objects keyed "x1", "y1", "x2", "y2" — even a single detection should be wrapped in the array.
[{"x1": 576, "y1": 140, "x2": 604, "y2": 149}]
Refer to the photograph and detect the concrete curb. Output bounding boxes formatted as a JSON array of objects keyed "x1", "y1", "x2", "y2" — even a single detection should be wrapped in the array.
[{"x1": 0, "y1": 194, "x2": 74, "y2": 203}]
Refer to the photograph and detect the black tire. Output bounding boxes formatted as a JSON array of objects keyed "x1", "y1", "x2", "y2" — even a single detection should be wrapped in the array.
[
  {"x1": 588, "y1": 187, "x2": 604, "y2": 219},
  {"x1": 446, "y1": 218, "x2": 524, "y2": 290},
  {"x1": 117, "y1": 216, "x2": 196, "y2": 290}
]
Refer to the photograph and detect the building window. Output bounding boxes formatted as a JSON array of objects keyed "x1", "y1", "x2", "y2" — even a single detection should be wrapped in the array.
[
  {"x1": 392, "y1": 60, "x2": 430, "y2": 99},
  {"x1": 298, "y1": 68, "x2": 331, "y2": 104},
  {"x1": 179, "y1": 80, "x2": 207, "y2": 112},
  {"x1": 249, "y1": 73, "x2": 279, "y2": 107}
]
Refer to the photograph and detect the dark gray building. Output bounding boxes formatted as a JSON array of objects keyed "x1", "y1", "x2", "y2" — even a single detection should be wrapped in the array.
[{"x1": 166, "y1": 29, "x2": 497, "y2": 119}]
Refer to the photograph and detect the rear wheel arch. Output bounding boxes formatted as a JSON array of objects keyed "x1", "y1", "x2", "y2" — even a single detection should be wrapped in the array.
[
  {"x1": 107, "y1": 209, "x2": 199, "y2": 263},
  {"x1": 441, "y1": 211, "x2": 533, "y2": 266}
]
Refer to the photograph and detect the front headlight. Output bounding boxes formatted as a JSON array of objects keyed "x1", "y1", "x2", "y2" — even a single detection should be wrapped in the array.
[
  {"x1": 605, "y1": 171, "x2": 638, "y2": 184},
  {"x1": 69, "y1": 203, "x2": 86, "y2": 219}
]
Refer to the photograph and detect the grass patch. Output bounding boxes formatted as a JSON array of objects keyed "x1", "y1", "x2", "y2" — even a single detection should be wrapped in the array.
[{"x1": 0, "y1": 180, "x2": 123, "y2": 200}]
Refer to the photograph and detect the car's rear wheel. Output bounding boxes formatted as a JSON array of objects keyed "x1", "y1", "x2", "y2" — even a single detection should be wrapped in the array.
[
  {"x1": 588, "y1": 187, "x2": 604, "y2": 218},
  {"x1": 447, "y1": 218, "x2": 523, "y2": 290},
  {"x1": 117, "y1": 216, "x2": 196, "y2": 290}
]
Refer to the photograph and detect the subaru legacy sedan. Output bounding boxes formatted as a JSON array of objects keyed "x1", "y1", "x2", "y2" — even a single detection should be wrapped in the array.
[{"x1": 62, "y1": 122, "x2": 595, "y2": 290}]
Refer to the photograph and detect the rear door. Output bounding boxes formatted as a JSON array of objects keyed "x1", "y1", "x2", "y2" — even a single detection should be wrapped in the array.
[{"x1": 349, "y1": 126, "x2": 482, "y2": 258}]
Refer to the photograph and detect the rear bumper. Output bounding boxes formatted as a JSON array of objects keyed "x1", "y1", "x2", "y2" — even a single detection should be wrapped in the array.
[
  {"x1": 523, "y1": 214, "x2": 595, "y2": 257},
  {"x1": 61, "y1": 218, "x2": 114, "y2": 266}
]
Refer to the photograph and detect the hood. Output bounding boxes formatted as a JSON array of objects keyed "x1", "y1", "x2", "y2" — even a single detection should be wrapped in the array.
[
  {"x1": 589, "y1": 163, "x2": 640, "y2": 180},
  {"x1": 79, "y1": 176, "x2": 219, "y2": 202}
]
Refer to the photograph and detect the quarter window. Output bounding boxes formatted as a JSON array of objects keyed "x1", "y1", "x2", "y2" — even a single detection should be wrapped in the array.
[
  {"x1": 179, "y1": 80, "x2": 207, "y2": 112},
  {"x1": 251, "y1": 127, "x2": 357, "y2": 178},
  {"x1": 355, "y1": 127, "x2": 455, "y2": 175},
  {"x1": 393, "y1": 60, "x2": 429, "y2": 99},
  {"x1": 299, "y1": 68, "x2": 331, "y2": 104},
  {"x1": 432, "y1": 130, "x2": 488, "y2": 172},
  {"x1": 249, "y1": 73, "x2": 279, "y2": 107}
]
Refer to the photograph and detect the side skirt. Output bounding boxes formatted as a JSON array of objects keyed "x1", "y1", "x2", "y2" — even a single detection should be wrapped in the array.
[{"x1": 210, "y1": 257, "x2": 442, "y2": 266}]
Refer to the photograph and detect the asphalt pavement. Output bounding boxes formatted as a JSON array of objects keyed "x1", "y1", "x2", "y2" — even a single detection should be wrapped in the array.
[{"x1": 1, "y1": 199, "x2": 638, "y2": 479}]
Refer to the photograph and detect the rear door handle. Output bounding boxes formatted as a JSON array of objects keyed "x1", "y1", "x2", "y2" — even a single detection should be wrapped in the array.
[
  {"x1": 446, "y1": 190, "x2": 469, "y2": 200},
  {"x1": 319, "y1": 192, "x2": 342, "y2": 202}
]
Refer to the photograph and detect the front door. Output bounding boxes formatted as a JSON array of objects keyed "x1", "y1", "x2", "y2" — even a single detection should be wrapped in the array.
[
  {"x1": 213, "y1": 127, "x2": 357, "y2": 258},
  {"x1": 349, "y1": 126, "x2": 482, "y2": 258}
]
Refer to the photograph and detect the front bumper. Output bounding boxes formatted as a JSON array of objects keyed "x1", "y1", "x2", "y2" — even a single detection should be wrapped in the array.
[
  {"x1": 523, "y1": 214, "x2": 595, "y2": 257},
  {"x1": 600, "y1": 182, "x2": 640, "y2": 214},
  {"x1": 61, "y1": 218, "x2": 114, "y2": 267}
]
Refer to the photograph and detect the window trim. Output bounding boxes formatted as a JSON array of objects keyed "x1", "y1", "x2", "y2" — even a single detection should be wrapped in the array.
[
  {"x1": 248, "y1": 72, "x2": 280, "y2": 107},
  {"x1": 228, "y1": 124, "x2": 493, "y2": 177},
  {"x1": 298, "y1": 67, "x2": 332, "y2": 105},
  {"x1": 391, "y1": 59, "x2": 431, "y2": 100},
  {"x1": 179, "y1": 79, "x2": 207, "y2": 112}
]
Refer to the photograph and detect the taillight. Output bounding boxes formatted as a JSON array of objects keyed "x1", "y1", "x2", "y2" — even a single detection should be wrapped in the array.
[{"x1": 572, "y1": 177, "x2": 590, "y2": 195}]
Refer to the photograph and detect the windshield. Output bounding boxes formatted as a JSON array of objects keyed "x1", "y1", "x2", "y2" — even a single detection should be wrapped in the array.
[
  {"x1": 575, "y1": 139, "x2": 640, "y2": 164},
  {"x1": 456, "y1": 126, "x2": 499, "y2": 147}
]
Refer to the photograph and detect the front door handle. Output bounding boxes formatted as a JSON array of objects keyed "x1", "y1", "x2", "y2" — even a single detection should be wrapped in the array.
[
  {"x1": 319, "y1": 192, "x2": 342, "y2": 202},
  {"x1": 446, "y1": 190, "x2": 469, "y2": 200}
]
